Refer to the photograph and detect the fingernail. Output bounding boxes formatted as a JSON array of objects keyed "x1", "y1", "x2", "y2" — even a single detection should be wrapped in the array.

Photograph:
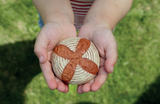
[
  {"x1": 110, "y1": 66, "x2": 114, "y2": 73},
  {"x1": 39, "y1": 56, "x2": 44, "y2": 63}
]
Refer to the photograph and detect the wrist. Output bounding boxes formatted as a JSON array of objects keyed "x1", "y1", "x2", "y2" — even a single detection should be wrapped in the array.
[
  {"x1": 84, "y1": 16, "x2": 112, "y2": 31},
  {"x1": 33, "y1": 0, "x2": 74, "y2": 25},
  {"x1": 79, "y1": 17, "x2": 112, "y2": 41},
  {"x1": 83, "y1": 0, "x2": 132, "y2": 31},
  {"x1": 43, "y1": 12, "x2": 74, "y2": 25}
]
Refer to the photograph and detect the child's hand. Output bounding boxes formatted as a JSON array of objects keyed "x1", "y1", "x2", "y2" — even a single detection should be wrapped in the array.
[
  {"x1": 34, "y1": 21, "x2": 77, "y2": 93},
  {"x1": 77, "y1": 22, "x2": 118, "y2": 94}
]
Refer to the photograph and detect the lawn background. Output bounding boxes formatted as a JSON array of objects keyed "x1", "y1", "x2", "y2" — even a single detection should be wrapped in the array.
[{"x1": 0, "y1": 0, "x2": 160, "y2": 104}]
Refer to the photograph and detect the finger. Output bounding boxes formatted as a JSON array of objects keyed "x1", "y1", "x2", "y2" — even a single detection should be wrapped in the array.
[
  {"x1": 91, "y1": 66, "x2": 108, "y2": 92},
  {"x1": 82, "y1": 80, "x2": 94, "y2": 93},
  {"x1": 40, "y1": 61, "x2": 57, "y2": 90},
  {"x1": 64, "y1": 83, "x2": 69, "y2": 93},
  {"x1": 55, "y1": 77, "x2": 69, "y2": 93},
  {"x1": 100, "y1": 57, "x2": 105, "y2": 67},
  {"x1": 56, "y1": 78, "x2": 68, "y2": 93},
  {"x1": 77, "y1": 85, "x2": 83, "y2": 94},
  {"x1": 82, "y1": 83, "x2": 91, "y2": 93},
  {"x1": 41, "y1": 61, "x2": 69, "y2": 93}
]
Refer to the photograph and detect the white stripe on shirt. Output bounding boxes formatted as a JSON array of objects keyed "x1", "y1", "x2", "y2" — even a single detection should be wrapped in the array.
[{"x1": 70, "y1": 0, "x2": 94, "y2": 30}]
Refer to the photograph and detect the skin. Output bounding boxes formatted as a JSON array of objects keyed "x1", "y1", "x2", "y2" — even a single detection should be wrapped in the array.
[{"x1": 32, "y1": 0, "x2": 133, "y2": 94}]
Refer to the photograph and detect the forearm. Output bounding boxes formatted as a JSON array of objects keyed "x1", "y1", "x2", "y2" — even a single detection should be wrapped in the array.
[
  {"x1": 84, "y1": 0, "x2": 133, "y2": 30},
  {"x1": 32, "y1": 0, "x2": 74, "y2": 24}
]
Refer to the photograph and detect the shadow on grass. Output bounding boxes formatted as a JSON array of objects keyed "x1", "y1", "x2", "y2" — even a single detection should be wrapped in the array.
[
  {"x1": 75, "y1": 102, "x2": 97, "y2": 104},
  {"x1": 0, "y1": 40, "x2": 41, "y2": 104},
  {"x1": 134, "y1": 75, "x2": 160, "y2": 104}
]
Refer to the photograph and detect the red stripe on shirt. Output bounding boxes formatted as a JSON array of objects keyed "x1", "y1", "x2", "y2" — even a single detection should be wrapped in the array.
[
  {"x1": 70, "y1": 0, "x2": 94, "y2": 30},
  {"x1": 70, "y1": 0, "x2": 93, "y2": 3}
]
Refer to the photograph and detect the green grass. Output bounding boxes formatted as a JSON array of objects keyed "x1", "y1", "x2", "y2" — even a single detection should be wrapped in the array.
[{"x1": 0, "y1": 0, "x2": 160, "y2": 104}]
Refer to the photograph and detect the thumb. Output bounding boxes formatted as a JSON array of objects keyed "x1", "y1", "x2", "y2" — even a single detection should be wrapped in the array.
[
  {"x1": 34, "y1": 31, "x2": 48, "y2": 64},
  {"x1": 104, "y1": 37, "x2": 118, "y2": 73}
]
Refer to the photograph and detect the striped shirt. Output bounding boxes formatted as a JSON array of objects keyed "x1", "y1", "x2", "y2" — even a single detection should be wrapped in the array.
[{"x1": 70, "y1": 0, "x2": 94, "y2": 30}]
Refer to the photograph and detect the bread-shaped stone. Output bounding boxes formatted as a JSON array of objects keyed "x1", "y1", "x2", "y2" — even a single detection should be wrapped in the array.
[{"x1": 51, "y1": 37, "x2": 100, "y2": 85}]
